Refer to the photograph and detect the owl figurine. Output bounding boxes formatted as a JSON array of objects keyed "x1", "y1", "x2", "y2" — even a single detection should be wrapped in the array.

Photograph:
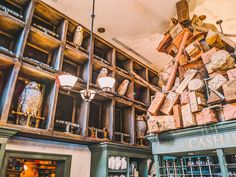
[
  {"x1": 17, "y1": 81, "x2": 42, "y2": 126},
  {"x1": 117, "y1": 79, "x2": 129, "y2": 96},
  {"x1": 96, "y1": 68, "x2": 108, "y2": 85},
  {"x1": 73, "y1": 25, "x2": 84, "y2": 47}
]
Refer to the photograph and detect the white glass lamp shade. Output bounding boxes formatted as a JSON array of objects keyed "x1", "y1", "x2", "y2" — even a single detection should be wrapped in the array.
[
  {"x1": 58, "y1": 74, "x2": 78, "y2": 89},
  {"x1": 80, "y1": 89, "x2": 96, "y2": 102},
  {"x1": 98, "y1": 76, "x2": 115, "y2": 91}
]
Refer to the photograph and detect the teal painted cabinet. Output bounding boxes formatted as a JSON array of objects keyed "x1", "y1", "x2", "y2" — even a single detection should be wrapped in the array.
[
  {"x1": 0, "y1": 127, "x2": 17, "y2": 170},
  {"x1": 89, "y1": 142, "x2": 152, "y2": 177}
]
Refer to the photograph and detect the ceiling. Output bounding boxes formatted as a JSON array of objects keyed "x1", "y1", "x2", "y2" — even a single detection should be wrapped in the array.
[{"x1": 42, "y1": 0, "x2": 236, "y2": 71}]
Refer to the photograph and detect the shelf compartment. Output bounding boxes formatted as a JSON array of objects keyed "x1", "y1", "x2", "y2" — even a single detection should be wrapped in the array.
[
  {"x1": 114, "y1": 101, "x2": 132, "y2": 143},
  {"x1": 66, "y1": 22, "x2": 90, "y2": 51},
  {"x1": 134, "y1": 82, "x2": 148, "y2": 105},
  {"x1": 92, "y1": 62, "x2": 113, "y2": 85},
  {"x1": 64, "y1": 44, "x2": 88, "y2": 64},
  {"x1": 28, "y1": 27, "x2": 61, "y2": 51},
  {"x1": 54, "y1": 91, "x2": 81, "y2": 134},
  {"x1": 115, "y1": 73, "x2": 133, "y2": 99},
  {"x1": 94, "y1": 38, "x2": 113, "y2": 66},
  {"x1": 116, "y1": 51, "x2": 132, "y2": 75},
  {"x1": 148, "y1": 69, "x2": 159, "y2": 87},
  {"x1": 8, "y1": 64, "x2": 55, "y2": 129},
  {"x1": 0, "y1": 17, "x2": 24, "y2": 55},
  {"x1": 89, "y1": 95, "x2": 112, "y2": 139},
  {"x1": 62, "y1": 56, "x2": 88, "y2": 82},
  {"x1": 133, "y1": 62, "x2": 146, "y2": 81},
  {"x1": 23, "y1": 28, "x2": 62, "y2": 68},
  {"x1": 0, "y1": 0, "x2": 29, "y2": 22},
  {"x1": 32, "y1": 2, "x2": 65, "y2": 40}
]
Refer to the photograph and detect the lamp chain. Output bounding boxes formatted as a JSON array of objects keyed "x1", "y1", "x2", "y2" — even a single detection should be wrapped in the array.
[{"x1": 86, "y1": 0, "x2": 96, "y2": 90}]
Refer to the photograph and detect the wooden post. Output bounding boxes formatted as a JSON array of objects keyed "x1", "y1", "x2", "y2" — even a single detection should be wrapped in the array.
[
  {"x1": 80, "y1": 101, "x2": 90, "y2": 136},
  {"x1": 130, "y1": 107, "x2": 136, "y2": 144},
  {"x1": 45, "y1": 81, "x2": 59, "y2": 131},
  {"x1": 15, "y1": 0, "x2": 36, "y2": 57},
  {"x1": 108, "y1": 100, "x2": 115, "y2": 140},
  {"x1": 52, "y1": 19, "x2": 68, "y2": 71},
  {"x1": 0, "y1": 62, "x2": 21, "y2": 122},
  {"x1": 216, "y1": 149, "x2": 228, "y2": 177}
]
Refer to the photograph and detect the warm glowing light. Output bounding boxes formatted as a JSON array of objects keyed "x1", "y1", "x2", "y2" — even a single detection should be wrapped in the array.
[
  {"x1": 98, "y1": 77, "x2": 115, "y2": 91},
  {"x1": 58, "y1": 74, "x2": 78, "y2": 89}
]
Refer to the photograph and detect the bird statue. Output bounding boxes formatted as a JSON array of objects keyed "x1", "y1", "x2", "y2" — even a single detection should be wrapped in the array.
[
  {"x1": 73, "y1": 25, "x2": 84, "y2": 48},
  {"x1": 117, "y1": 79, "x2": 129, "y2": 96},
  {"x1": 96, "y1": 68, "x2": 108, "y2": 85},
  {"x1": 17, "y1": 81, "x2": 42, "y2": 126}
]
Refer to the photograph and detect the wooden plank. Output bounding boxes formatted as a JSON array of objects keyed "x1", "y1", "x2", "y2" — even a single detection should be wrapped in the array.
[
  {"x1": 166, "y1": 28, "x2": 191, "y2": 91},
  {"x1": 175, "y1": 69, "x2": 197, "y2": 94},
  {"x1": 160, "y1": 91, "x2": 179, "y2": 115}
]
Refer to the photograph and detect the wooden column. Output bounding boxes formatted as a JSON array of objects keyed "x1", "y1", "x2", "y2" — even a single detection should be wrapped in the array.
[
  {"x1": 79, "y1": 101, "x2": 90, "y2": 136},
  {"x1": 45, "y1": 81, "x2": 59, "y2": 131},
  {"x1": 216, "y1": 149, "x2": 228, "y2": 177},
  {"x1": 15, "y1": 0, "x2": 36, "y2": 57},
  {"x1": 0, "y1": 62, "x2": 21, "y2": 122},
  {"x1": 109, "y1": 48, "x2": 116, "y2": 140},
  {"x1": 130, "y1": 107, "x2": 136, "y2": 144},
  {"x1": 52, "y1": 19, "x2": 68, "y2": 71}
]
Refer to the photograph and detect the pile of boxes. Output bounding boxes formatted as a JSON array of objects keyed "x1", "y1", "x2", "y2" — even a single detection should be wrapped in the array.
[{"x1": 147, "y1": 0, "x2": 236, "y2": 133}]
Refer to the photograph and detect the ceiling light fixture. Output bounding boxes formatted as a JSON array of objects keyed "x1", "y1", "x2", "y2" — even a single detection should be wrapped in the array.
[
  {"x1": 98, "y1": 27, "x2": 105, "y2": 33},
  {"x1": 58, "y1": 0, "x2": 115, "y2": 101}
]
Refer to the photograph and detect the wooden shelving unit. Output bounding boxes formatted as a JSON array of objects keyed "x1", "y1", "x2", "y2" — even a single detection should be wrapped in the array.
[{"x1": 0, "y1": 0, "x2": 159, "y2": 146}]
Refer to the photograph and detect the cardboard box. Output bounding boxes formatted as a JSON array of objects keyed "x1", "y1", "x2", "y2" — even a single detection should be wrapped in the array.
[
  {"x1": 227, "y1": 68, "x2": 236, "y2": 80},
  {"x1": 195, "y1": 108, "x2": 218, "y2": 125},
  {"x1": 180, "y1": 91, "x2": 190, "y2": 105},
  {"x1": 222, "y1": 79, "x2": 236, "y2": 103},
  {"x1": 147, "y1": 115, "x2": 176, "y2": 133},
  {"x1": 189, "y1": 91, "x2": 206, "y2": 113},
  {"x1": 208, "y1": 74, "x2": 227, "y2": 90},
  {"x1": 201, "y1": 47, "x2": 217, "y2": 65},
  {"x1": 223, "y1": 103, "x2": 236, "y2": 121}
]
